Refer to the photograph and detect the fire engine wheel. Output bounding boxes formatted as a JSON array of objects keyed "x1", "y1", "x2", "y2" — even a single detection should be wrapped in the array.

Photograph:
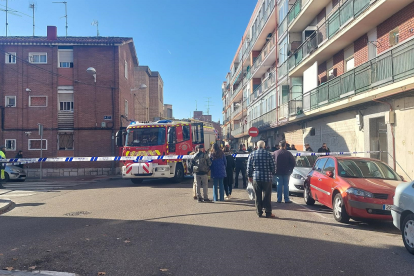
[
  {"x1": 172, "y1": 164, "x2": 184, "y2": 183},
  {"x1": 131, "y1": 178, "x2": 144, "y2": 185}
]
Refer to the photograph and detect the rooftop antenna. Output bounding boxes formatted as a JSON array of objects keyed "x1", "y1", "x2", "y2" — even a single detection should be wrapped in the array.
[
  {"x1": 205, "y1": 97, "x2": 213, "y2": 115},
  {"x1": 0, "y1": 0, "x2": 22, "y2": 37},
  {"x1": 29, "y1": 3, "x2": 35, "y2": 36},
  {"x1": 195, "y1": 100, "x2": 197, "y2": 111},
  {"x1": 52, "y1": 1, "x2": 67, "y2": 37},
  {"x1": 91, "y1": 20, "x2": 99, "y2": 37}
]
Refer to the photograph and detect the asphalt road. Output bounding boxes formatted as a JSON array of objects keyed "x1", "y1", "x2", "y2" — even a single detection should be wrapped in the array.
[{"x1": 0, "y1": 177, "x2": 413, "y2": 276}]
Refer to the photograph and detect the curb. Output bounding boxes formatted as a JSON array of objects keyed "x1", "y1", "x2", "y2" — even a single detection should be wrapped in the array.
[{"x1": 0, "y1": 198, "x2": 12, "y2": 213}]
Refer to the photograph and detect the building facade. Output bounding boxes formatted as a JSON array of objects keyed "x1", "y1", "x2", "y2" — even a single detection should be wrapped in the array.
[
  {"x1": 222, "y1": 0, "x2": 414, "y2": 179},
  {"x1": 163, "y1": 104, "x2": 173, "y2": 119},
  {"x1": 0, "y1": 26, "x2": 162, "y2": 177}
]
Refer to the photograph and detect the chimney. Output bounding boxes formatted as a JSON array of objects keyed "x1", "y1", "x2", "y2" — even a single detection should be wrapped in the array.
[{"x1": 47, "y1": 26, "x2": 57, "y2": 40}]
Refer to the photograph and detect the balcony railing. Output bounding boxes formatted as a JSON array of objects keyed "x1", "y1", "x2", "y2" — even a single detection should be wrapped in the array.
[
  {"x1": 278, "y1": 16, "x2": 288, "y2": 38},
  {"x1": 250, "y1": 109, "x2": 277, "y2": 129},
  {"x1": 250, "y1": 70, "x2": 276, "y2": 103},
  {"x1": 278, "y1": 60, "x2": 287, "y2": 79},
  {"x1": 231, "y1": 105, "x2": 242, "y2": 119},
  {"x1": 290, "y1": 37, "x2": 414, "y2": 113},
  {"x1": 251, "y1": 32, "x2": 276, "y2": 78},
  {"x1": 288, "y1": 0, "x2": 374, "y2": 72},
  {"x1": 231, "y1": 126, "x2": 246, "y2": 137}
]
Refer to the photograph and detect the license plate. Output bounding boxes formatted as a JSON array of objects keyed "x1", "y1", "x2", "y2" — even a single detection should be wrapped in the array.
[{"x1": 382, "y1": 204, "x2": 392, "y2": 211}]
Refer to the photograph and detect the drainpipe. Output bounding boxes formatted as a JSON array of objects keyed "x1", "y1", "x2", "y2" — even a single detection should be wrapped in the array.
[
  {"x1": 372, "y1": 98, "x2": 396, "y2": 171},
  {"x1": 274, "y1": 0, "x2": 279, "y2": 127}
]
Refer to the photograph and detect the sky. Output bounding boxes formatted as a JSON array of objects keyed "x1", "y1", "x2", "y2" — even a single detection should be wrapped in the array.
[{"x1": 0, "y1": 0, "x2": 257, "y2": 122}]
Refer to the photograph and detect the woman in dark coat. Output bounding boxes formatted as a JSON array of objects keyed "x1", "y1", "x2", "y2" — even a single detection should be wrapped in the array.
[
  {"x1": 210, "y1": 143, "x2": 227, "y2": 201},
  {"x1": 223, "y1": 146, "x2": 235, "y2": 199}
]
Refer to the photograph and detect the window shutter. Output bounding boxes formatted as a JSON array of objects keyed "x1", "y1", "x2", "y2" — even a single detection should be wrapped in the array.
[
  {"x1": 59, "y1": 50, "x2": 73, "y2": 63},
  {"x1": 59, "y1": 93, "x2": 74, "y2": 102}
]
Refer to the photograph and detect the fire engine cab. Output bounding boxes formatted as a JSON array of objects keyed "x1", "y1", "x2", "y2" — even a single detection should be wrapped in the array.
[{"x1": 117, "y1": 120, "x2": 216, "y2": 184}]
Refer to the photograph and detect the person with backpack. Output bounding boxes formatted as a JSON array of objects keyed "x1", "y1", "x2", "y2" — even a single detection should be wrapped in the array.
[{"x1": 191, "y1": 145, "x2": 212, "y2": 203}]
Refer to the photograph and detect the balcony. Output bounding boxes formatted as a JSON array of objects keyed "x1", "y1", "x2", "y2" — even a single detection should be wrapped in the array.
[
  {"x1": 287, "y1": 38, "x2": 414, "y2": 118},
  {"x1": 288, "y1": 0, "x2": 412, "y2": 77},
  {"x1": 250, "y1": 70, "x2": 276, "y2": 103},
  {"x1": 231, "y1": 125, "x2": 246, "y2": 137},
  {"x1": 250, "y1": 109, "x2": 277, "y2": 129},
  {"x1": 251, "y1": 32, "x2": 276, "y2": 78},
  {"x1": 231, "y1": 104, "x2": 243, "y2": 120}
]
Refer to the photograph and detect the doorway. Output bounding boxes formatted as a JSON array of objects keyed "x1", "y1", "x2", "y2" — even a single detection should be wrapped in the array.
[{"x1": 369, "y1": 117, "x2": 388, "y2": 163}]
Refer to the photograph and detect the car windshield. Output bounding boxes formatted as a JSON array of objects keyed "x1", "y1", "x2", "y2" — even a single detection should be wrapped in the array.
[
  {"x1": 337, "y1": 159, "x2": 401, "y2": 181},
  {"x1": 126, "y1": 127, "x2": 166, "y2": 147},
  {"x1": 295, "y1": 155, "x2": 318, "y2": 168}
]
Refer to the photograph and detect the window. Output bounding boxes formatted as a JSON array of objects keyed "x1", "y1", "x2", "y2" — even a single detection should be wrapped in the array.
[
  {"x1": 323, "y1": 158, "x2": 336, "y2": 175},
  {"x1": 124, "y1": 60, "x2": 128, "y2": 79},
  {"x1": 29, "y1": 52, "x2": 47, "y2": 64},
  {"x1": 5, "y1": 139, "x2": 16, "y2": 151},
  {"x1": 328, "y1": 68, "x2": 335, "y2": 80},
  {"x1": 314, "y1": 158, "x2": 328, "y2": 172},
  {"x1": 59, "y1": 93, "x2": 73, "y2": 111},
  {"x1": 310, "y1": 127, "x2": 316, "y2": 136},
  {"x1": 29, "y1": 96, "x2": 48, "y2": 107},
  {"x1": 5, "y1": 52, "x2": 16, "y2": 64},
  {"x1": 58, "y1": 49, "x2": 73, "y2": 68},
  {"x1": 5, "y1": 96, "x2": 16, "y2": 107},
  {"x1": 124, "y1": 100, "x2": 128, "y2": 117},
  {"x1": 389, "y1": 28, "x2": 399, "y2": 47},
  {"x1": 345, "y1": 57, "x2": 354, "y2": 72},
  {"x1": 58, "y1": 133, "x2": 74, "y2": 150},
  {"x1": 28, "y1": 139, "x2": 47, "y2": 150},
  {"x1": 183, "y1": 125, "x2": 190, "y2": 141}
]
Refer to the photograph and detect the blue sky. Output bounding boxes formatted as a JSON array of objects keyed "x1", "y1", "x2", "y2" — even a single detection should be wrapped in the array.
[{"x1": 1, "y1": 0, "x2": 256, "y2": 122}]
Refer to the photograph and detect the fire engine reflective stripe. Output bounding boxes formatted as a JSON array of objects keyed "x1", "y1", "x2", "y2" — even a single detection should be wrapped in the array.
[
  {"x1": 0, "y1": 151, "x2": 387, "y2": 163},
  {"x1": 126, "y1": 166, "x2": 132, "y2": 174},
  {"x1": 143, "y1": 163, "x2": 150, "y2": 173}
]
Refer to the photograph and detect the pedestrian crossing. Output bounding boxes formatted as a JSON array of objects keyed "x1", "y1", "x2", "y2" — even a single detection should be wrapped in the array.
[{"x1": 1, "y1": 181, "x2": 83, "y2": 192}]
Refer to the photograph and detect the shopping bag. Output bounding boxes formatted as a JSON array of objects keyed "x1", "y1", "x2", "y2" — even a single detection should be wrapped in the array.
[{"x1": 246, "y1": 181, "x2": 255, "y2": 200}]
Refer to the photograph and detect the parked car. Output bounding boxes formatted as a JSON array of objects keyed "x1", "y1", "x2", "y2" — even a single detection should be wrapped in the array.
[
  {"x1": 4, "y1": 164, "x2": 26, "y2": 182},
  {"x1": 288, "y1": 151, "x2": 318, "y2": 193},
  {"x1": 391, "y1": 181, "x2": 414, "y2": 255},
  {"x1": 303, "y1": 156, "x2": 402, "y2": 223}
]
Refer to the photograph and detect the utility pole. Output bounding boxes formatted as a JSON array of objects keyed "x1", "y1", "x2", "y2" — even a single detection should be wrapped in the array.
[
  {"x1": 53, "y1": 1, "x2": 68, "y2": 37},
  {"x1": 195, "y1": 100, "x2": 197, "y2": 111},
  {"x1": 38, "y1": 123, "x2": 43, "y2": 180}
]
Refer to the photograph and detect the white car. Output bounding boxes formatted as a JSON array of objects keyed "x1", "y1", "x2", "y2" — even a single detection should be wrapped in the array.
[
  {"x1": 4, "y1": 164, "x2": 26, "y2": 182},
  {"x1": 392, "y1": 180, "x2": 414, "y2": 255},
  {"x1": 288, "y1": 152, "x2": 317, "y2": 193}
]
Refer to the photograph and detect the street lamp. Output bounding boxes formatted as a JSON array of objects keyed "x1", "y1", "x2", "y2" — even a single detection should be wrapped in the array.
[{"x1": 86, "y1": 67, "x2": 97, "y2": 82}]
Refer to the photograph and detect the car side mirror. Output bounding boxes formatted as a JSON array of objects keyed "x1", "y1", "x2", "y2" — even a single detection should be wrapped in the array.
[{"x1": 326, "y1": 171, "x2": 333, "y2": 178}]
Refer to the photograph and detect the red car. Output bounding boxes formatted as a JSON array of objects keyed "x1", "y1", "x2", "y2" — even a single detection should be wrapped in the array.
[{"x1": 303, "y1": 156, "x2": 403, "y2": 223}]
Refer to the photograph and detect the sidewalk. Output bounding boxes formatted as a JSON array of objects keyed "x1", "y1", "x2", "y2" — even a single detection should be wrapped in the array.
[
  {"x1": 0, "y1": 198, "x2": 12, "y2": 213},
  {"x1": 24, "y1": 174, "x2": 122, "y2": 183}
]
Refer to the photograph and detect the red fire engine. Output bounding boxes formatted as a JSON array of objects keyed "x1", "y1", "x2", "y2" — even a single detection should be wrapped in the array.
[{"x1": 116, "y1": 120, "x2": 216, "y2": 184}]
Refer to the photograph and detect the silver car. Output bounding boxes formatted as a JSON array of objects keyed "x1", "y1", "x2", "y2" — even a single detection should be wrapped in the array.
[
  {"x1": 392, "y1": 180, "x2": 414, "y2": 255},
  {"x1": 4, "y1": 164, "x2": 26, "y2": 182},
  {"x1": 289, "y1": 151, "x2": 318, "y2": 193}
]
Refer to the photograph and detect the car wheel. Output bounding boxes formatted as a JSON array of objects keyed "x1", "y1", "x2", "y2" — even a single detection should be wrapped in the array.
[
  {"x1": 333, "y1": 193, "x2": 349, "y2": 223},
  {"x1": 172, "y1": 164, "x2": 184, "y2": 183},
  {"x1": 402, "y1": 213, "x2": 414, "y2": 255},
  {"x1": 304, "y1": 186, "x2": 315, "y2": 205},
  {"x1": 131, "y1": 178, "x2": 143, "y2": 184}
]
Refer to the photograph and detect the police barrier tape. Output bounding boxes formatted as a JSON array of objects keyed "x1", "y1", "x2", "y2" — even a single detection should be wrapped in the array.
[{"x1": 0, "y1": 151, "x2": 386, "y2": 164}]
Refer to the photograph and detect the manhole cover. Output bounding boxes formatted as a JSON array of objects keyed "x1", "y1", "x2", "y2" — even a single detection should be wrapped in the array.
[{"x1": 64, "y1": 211, "x2": 91, "y2": 216}]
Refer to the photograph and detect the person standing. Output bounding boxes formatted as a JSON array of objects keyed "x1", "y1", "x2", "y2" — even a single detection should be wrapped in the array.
[
  {"x1": 247, "y1": 140, "x2": 275, "y2": 218},
  {"x1": 0, "y1": 146, "x2": 7, "y2": 188},
  {"x1": 305, "y1": 143, "x2": 313, "y2": 152},
  {"x1": 210, "y1": 143, "x2": 227, "y2": 201},
  {"x1": 273, "y1": 140, "x2": 296, "y2": 203},
  {"x1": 15, "y1": 150, "x2": 24, "y2": 168},
  {"x1": 192, "y1": 145, "x2": 212, "y2": 203},
  {"x1": 234, "y1": 144, "x2": 247, "y2": 189},
  {"x1": 318, "y1": 143, "x2": 330, "y2": 153},
  {"x1": 223, "y1": 146, "x2": 235, "y2": 199}
]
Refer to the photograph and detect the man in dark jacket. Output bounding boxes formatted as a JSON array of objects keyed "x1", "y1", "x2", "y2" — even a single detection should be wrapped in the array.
[
  {"x1": 318, "y1": 143, "x2": 330, "y2": 153},
  {"x1": 192, "y1": 145, "x2": 212, "y2": 202},
  {"x1": 305, "y1": 143, "x2": 313, "y2": 152},
  {"x1": 223, "y1": 146, "x2": 235, "y2": 199},
  {"x1": 15, "y1": 150, "x2": 24, "y2": 168},
  {"x1": 273, "y1": 140, "x2": 296, "y2": 203},
  {"x1": 234, "y1": 144, "x2": 247, "y2": 189}
]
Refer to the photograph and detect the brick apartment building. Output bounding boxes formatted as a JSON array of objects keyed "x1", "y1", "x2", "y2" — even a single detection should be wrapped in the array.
[
  {"x1": 134, "y1": 66, "x2": 164, "y2": 122},
  {"x1": 163, "y1": 104, "x2": 173, "y2": 119},
  {"x1": 223, "y1": 0, "x2": 414, "y2": 179},
  {"x1": 0, "y1": 26, "x2": 163, "y2": 177}
]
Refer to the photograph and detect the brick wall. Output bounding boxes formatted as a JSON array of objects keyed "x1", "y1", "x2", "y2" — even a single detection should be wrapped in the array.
[
  {"x1": 377, "y1": 1, "x2": 414, "y2": 54},
  {"x1": 318, "y1": 61, "x2": 327, "y2": 85},
  {"x1": 134, "y1": 68, "x2": 150, "y2": 122},
  {"x1": 333, "y1": 50, "x2": 344, "y2": 77},
  {"x1": 354, "y1": 34, "x2": 368, "y2": 66}
]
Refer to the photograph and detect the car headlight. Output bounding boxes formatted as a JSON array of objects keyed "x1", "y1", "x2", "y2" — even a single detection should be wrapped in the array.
[
  {"x1": 292, "y1": 174, "x2": 304, "y2": 180},
  {"x1": 9, "y1": 169, "x2": 20, "y2": 173},
  {"x1": 346, "y1": 188, "x2": 373, "y2": 198}
]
